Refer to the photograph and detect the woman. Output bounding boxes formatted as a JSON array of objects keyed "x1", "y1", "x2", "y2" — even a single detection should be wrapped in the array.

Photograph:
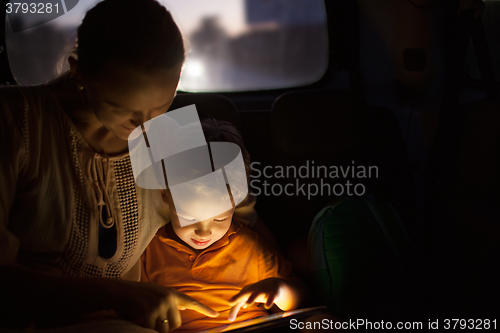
[{"x1": 0, "y1": 0, "x2": 276, "y2": 332}]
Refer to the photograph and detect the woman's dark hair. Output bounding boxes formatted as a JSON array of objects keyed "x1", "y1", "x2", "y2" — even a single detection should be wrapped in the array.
[
  {"x1": 201, "y1": 119, "x2": 251, "y2": 182},
  {"x1": 77, "y1": 0, "x2": 184, "y2": 78}
]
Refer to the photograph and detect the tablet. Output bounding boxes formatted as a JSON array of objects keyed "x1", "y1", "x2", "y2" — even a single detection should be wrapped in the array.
[{"x1": 196, "y1": 306, "x2": 327, "y2": 333}]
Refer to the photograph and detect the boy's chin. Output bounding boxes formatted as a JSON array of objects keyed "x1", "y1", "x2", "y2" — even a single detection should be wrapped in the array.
[{"x1": 193, "y1": 244, "x2": 210, "y2": 248}]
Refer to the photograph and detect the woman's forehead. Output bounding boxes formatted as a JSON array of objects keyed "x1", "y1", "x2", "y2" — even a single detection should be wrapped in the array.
[{"x1": 88, "y1": 66, "x2": 181, "y2": 109}]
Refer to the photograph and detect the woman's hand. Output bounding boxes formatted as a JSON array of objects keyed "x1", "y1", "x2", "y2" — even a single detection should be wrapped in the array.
[
  {"x1": 227, "y1": 277, "x2": 299, "y2": 322},
  {"x1": 0, "y1": 266, "x2": 218, "y2": 332},
  {"x1": 106, "y1": 279, "x2": 219, "y2": 332}
]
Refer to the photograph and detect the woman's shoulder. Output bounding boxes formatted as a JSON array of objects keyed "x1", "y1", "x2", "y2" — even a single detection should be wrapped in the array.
[
  {"x1": 0, "y1": 84, "x2": 53, "y2": 116},
  {"x1": 0, "y1": 83, "x2": 47, "y2": 99},
  {"x1": 0, "y1": 85, "x2": 33, "y2": 135},
  {"x1": 0, "y1": 84, "x2": 76, "y2": 156},
  {"x1": 1, "y1": 84, "x2": 70, "y2": 124},
  {"x1": 0, "y1": 85, "x2": 28, "y2": 111}
]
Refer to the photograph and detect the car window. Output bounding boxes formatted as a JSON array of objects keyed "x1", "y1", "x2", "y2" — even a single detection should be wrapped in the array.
[
  {"x1": 170, "y1": 0, "x2": 328, "y2": 92},
  {"x1": 5, "y1": 0, "x2": 93, "y2": 85},
  {"x1": 5, "y1": 0, "x2": 328, "y2": 91}
]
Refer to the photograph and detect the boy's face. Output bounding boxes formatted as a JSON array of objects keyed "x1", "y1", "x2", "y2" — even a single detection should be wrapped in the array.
[
  {"x1": 172, "y1": 208, "x2": 234, "y2": 250},
  {"x1": 162, "y1": 189, "x2": 234, "y2": 250}
]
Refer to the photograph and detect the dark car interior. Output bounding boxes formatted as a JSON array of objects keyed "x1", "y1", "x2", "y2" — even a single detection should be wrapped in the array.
[{"x1": 1, "y1": 0, "x2": 498, "y2": 330}]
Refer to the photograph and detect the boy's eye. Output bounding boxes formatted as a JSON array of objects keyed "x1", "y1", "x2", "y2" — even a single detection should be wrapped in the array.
[
  {"x1": 179, "y1": 216, "x2": 196, "y2": 223},
  {"x1": 213, "y1": 218, "x2": 227, "y2": 223}
]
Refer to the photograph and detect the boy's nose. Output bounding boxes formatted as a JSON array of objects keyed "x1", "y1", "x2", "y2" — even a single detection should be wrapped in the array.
[{"x1": 194, "y1": 226, "x2": 212, "y2": 238}]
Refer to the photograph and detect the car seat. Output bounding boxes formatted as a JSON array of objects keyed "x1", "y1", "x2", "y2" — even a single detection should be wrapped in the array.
[
  {"x1": 169, "y1": 93, "x2": 241, "y2": 130},
  {"x1": 265, "y1": 89, "x2": 416, "y2": 275},
  {"x1": 308, "y1": 197, "x2": 423, "y2": 320}
]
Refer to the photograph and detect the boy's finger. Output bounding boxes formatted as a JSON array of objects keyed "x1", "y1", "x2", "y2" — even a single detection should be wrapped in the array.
[
  {"x1": 265, "y1": 292, "x2": 276, "y2": 309},
  {"x1": 229, "y1": 284, "x2": 252, "y2": 304},
  {"x1": 228, "y1": 291, "x2": 246, "y2": 303},
  {"x1": 245, "y1": 292, "x2": 260, "y2": 306},
  {"x1": 228, "y1": 295, "x2": 239, "y2": 304},
  {"x1": 228, "y1": 302, "x2": 244, "y2": 322},
  {"x1": 228, "y1": 293, "x2": 249, "y2": 306}
]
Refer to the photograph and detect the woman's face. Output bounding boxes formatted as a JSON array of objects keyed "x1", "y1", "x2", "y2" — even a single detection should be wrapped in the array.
[{"x1": 82, "y1": 64, "x2": 182, "y2": 141}]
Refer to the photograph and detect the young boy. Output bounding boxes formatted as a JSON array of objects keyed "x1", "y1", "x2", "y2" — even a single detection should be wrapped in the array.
[{"x1": 141, "y1": 119, "x2": 303, "y2": 332}]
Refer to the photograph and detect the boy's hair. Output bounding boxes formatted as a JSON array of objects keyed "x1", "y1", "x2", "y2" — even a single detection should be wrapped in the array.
[
  {"x1": 201, "y1": 119, "x2": 251, "y2": 183},
  {"x1": 164, "y1": 119, "x2": 250, "y2": 222}
]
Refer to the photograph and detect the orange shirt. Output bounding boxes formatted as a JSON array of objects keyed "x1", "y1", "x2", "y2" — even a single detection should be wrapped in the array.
[{"x1": 141, "y1": 222, "x2": 292, "y2": 332}]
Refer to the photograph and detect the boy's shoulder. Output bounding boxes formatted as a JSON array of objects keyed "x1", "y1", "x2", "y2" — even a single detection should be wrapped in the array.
[
  {"x1": 227, "y1": 221, "x2": 283, "y2": 259},
  {"x1": 228, "y1": 221, "x2": 263, "y2": 246}
]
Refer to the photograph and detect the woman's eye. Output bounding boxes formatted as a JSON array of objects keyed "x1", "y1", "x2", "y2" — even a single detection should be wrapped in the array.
[{"x1": 113, "y1": 108, "x2": 130, "y2": 114}]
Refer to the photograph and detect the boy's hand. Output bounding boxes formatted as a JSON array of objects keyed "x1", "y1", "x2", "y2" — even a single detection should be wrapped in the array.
[{"x1": 227, "y1": 278, "x2": 285, "y2": 322}]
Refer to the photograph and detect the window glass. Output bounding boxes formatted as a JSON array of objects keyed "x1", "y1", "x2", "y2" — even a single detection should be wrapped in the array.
[
  {"x1": 5, "y1": 0, "x2": 98, "y2": 85},
  {"x1": 5, "y1": 0, "x2": 329, "y2": 91},
  {"x1": 170, "y1": 0, "x2": 328, "y2": 92}
]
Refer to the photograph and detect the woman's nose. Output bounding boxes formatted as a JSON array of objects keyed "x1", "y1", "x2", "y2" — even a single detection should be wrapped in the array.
[
  {"x1": 130, "y1": 113, "x2": 145, "y2": 128},
  {"x1": 130, "y1": 111, "x2": 156, "y2": 128}
]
